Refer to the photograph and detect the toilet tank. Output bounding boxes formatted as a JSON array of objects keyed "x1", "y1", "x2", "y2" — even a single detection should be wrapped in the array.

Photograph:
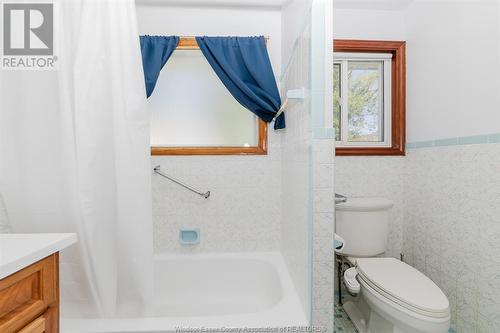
[{"x1": 335, "y1": 197, "x2": 393, "y2": 257}]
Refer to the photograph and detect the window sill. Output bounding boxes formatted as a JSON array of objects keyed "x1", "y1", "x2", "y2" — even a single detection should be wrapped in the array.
[
  {"x1": 336, "y1": 146, "x2": 405, "y2": 156},
  {"x1": 151, "y1": 146, "x2": 267, "y2": 156}
]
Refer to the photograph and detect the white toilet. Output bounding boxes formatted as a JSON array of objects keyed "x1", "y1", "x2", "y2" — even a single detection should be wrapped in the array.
[{"x1": 336, "y1": 197, "x2": 450, "y2": 333}]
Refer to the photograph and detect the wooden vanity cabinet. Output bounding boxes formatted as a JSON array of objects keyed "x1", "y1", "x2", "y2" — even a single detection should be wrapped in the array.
[{"x1": 0, "y1": 254, "x2": 59, "y2": 333}]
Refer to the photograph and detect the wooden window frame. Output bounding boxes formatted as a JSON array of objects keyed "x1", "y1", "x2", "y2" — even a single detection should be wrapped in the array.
[
  {"x1": 334, "y1": 39, "x2": 406, "y2": 156},
  {"x1": 151, "y1": 37, "x2": 268, "y2": 156}
]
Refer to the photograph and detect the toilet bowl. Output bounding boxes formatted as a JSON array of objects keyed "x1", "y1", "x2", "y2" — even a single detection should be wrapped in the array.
[
  {"x1": 336, "y1": 198, "x2": 450, "y2": 333},
  {"x1": 343, "y1": 257, "x2": 450, "y2": 333}
]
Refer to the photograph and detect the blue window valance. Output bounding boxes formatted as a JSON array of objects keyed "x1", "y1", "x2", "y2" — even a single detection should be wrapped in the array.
[
  {"x1": 140, "y1": 35, "x2": 179, "y2": 98},
  {"x1": 196, "y1": 36, "x2": 284, "y2": 129}
]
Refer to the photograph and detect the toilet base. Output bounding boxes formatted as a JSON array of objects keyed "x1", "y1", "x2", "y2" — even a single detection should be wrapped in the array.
[
  {"x1": 343, "y1": 301, "x2": 369, "y2": 333},
  {"x1": 343, "y1": 297, "x2": 446, "y2": 333}
]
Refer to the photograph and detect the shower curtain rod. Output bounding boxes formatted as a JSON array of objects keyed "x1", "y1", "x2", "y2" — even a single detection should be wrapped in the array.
[{"x1": 153, "y1": 165, "x2": 211, "y2": 199}]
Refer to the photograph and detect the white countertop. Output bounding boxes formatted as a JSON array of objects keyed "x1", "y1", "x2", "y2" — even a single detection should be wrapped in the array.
[{"x1": 0, "y1": 233, "x2": 77, "y2": 279}]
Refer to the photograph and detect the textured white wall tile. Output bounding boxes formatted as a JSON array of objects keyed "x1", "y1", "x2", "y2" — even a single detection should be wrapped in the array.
[
  {"x1": 313, "y1": 260, "x2": 334, "y2": 285},
  {"x1": 313, "y1": 213, "x2": 334, "y2": 237},
  {"x1": 152, "y1": 131, "x2": 282, "y2": 253},
  {"x1": 312, "y1": 139, "x2": 334, "y2": 330},
  {"x1": 313, "y1": 163, "x2": 334, "y2": 189},
  {"x1": 313, "y1": 284, "x2": 334, "y2": 310},
  {"x1": 335, "y1": 156, "x2": 405, "y2": 258},
  {"x1": 313, "y1": 188, "x2": 335, "y2": 213},
  {"x1": 311, "y1": 307, "x2": 334, "y2": 332},
  {"x1": 403, "y1": 143, "x2": 500, "y2": 332},
  {"x1": 337, "y1": 143, "x2": 500, "y2": 332}
]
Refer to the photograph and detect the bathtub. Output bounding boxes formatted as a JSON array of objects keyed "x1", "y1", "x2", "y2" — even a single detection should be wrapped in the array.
[{"x1": 62, "y1": 252, "x2": 308, "y2": 333}]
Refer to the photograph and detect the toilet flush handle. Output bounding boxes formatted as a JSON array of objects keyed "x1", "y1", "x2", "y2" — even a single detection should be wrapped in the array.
[{"x1": 335, "y1": 193, "x2": 347, "y2": 204}]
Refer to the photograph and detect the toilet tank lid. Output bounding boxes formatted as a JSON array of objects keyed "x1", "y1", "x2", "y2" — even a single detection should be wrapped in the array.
[{"x1": 336, "y1": 197, "x2": 393, "y2": 211}]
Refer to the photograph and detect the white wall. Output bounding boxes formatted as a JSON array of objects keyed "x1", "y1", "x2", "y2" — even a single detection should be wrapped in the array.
[
  {"x1": 137, "y1": 4, "x2": 283, "y2": 253},
  {"x1": 281, "y1": 0, "x2": 312, "y2": 69},
  {"x1": 333, "y1": 6, "x2": 406, "y2": 259},
  {"x1": 334, "y1": 1, "x2": 500, "y2": 143},
  {"x1": 406, "y1": 0, "x2": 500, "y2": 142},
  {"x1": 333, "y1": 8, "x2": 406, "y2": 40}
]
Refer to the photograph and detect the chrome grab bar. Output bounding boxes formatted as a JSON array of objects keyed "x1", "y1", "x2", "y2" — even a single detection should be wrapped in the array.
[
  {"x1": 335, "y1": 193, "x2": 347, "y2": 204},
  {"x1": 153, "y1": 166, "x2": 211, "y2": 199}
]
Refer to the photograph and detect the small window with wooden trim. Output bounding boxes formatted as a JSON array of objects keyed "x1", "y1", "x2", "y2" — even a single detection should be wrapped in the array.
[
  {"x1": 150, "y1": 37, "x2": 267, "y2": 156},
  {"x1": 333, "y1": 40, "x2": 406, "y2": 156}
]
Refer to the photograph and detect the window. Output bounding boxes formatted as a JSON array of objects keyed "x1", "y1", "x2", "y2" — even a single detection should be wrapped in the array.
[
  {"x1": 334, "y1": 54, "x2": 391, "y2": 145},
  {"x1": 150, "y1": 37, "x2": 267, "y2": 155},
  {"x1": 333, "y1": 40, "x2": 406, "y2": 156}
]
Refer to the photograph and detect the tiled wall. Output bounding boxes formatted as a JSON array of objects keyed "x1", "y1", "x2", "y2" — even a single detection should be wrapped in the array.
[
  {"x1": 335, "y1": 157, "x2": 405, "y2": 259},
  {"x1": 310, "y1": 0, "x2": 335, "y2": 330},
  {"x1": 151, "y1": 133, "x2": 281, "y2": 253},
  {"x1": 336, "y1": 142, "x2": 500, "y2": 332},
  {"x1": 311, "y1": 139, "x2": 335, "y2": 331},
  {"x1": 403, "y1": 143, "x2": 500, "y2": 332}
]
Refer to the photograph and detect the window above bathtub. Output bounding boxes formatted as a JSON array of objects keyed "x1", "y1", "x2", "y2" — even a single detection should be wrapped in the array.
[
  {"x1": 333, "y1": 40, "x2": 406, "y2": 156},
  {"x1": 149, "y1": 38, "x2": 267, "y2": 156}
]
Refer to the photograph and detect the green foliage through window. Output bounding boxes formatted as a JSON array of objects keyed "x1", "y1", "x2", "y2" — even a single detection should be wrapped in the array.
[{"x1": 333, "y1": 60, "x2": 384, "y2": 143}]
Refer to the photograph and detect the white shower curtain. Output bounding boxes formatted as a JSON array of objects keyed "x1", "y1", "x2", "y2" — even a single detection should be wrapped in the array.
[{"x1": 0, "y1": 0, "x2": 153, "y2": 317}]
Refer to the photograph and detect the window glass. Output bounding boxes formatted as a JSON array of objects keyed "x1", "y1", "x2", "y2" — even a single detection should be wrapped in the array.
[
  {"x1": 347, "y1": 61, "x2": 383, "y2": 142},
  {"x1": 149, "y1": 50, "x2": 258, "y2": 147}
]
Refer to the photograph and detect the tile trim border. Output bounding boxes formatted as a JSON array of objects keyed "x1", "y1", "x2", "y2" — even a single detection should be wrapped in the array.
[
  {"x1": 406, "y1": 133, "x2": 500, "y2": 149},
  {"x1": 313, "y1": 127, "x2": 335, "y2": 139}
]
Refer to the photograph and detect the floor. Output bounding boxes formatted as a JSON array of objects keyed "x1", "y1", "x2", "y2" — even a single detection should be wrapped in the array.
[
  {"x1": 334, "y1": 294, "x2": 358, "y2": 333},
  {"x1": 334, "y1": 256, "x2": 359, "y2": 333}
]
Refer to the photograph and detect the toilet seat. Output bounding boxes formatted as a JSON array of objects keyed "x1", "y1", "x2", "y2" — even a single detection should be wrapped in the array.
[{"x1": 356, "y1": 258, "x2": 450, "y2": 319}]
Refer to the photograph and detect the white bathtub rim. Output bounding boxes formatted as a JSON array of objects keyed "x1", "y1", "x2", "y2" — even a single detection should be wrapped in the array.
[{"x1": 62, "y1": 252, "x2": 309, "y2": 333}]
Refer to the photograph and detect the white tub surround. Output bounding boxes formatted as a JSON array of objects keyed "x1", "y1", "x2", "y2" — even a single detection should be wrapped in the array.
[
  {"x1": 61, "y1": 252, "x2": 307, "y2": 333},
  {"x1": 0, "y1": 233, "x2": 77, "y2": 279}
]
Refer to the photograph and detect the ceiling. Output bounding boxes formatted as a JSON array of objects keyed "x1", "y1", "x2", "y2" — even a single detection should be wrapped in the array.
[
  {"x1": 135, "y1": 0, "x2": 287, "y2": 9},
  {"x1": 136, "y1": 0, "x2": 414, "y2": 11},
  {"x1": 333, "y1": 0, "x2": 414, "y2": 11}
]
